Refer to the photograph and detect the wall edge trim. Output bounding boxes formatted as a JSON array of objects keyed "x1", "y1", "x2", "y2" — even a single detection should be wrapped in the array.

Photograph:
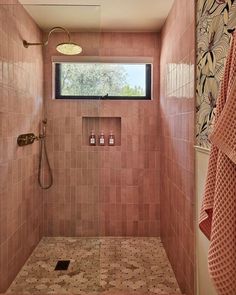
[{"x1": 194, "y1": 145, "x2": 210, "y2": 155}]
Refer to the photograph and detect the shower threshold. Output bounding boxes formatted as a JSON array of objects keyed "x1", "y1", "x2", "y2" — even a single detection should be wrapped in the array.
[{"x1": 6, "y1": 237, "x2": 182, "y2": 295}]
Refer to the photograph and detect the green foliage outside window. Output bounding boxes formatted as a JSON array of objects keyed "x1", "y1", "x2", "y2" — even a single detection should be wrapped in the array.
[{"x1": 60, "y1": 63, "x2": 145, "y2": 97}]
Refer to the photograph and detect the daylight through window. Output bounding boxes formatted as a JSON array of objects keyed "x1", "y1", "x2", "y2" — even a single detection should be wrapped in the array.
[{"x1": 55, "y1": 62, "x2": 152, "y2": 100}]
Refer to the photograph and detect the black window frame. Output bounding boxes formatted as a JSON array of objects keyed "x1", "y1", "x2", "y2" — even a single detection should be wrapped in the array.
[{"x1": 54, "y1": 62, "x2": 152, "y2": 100}]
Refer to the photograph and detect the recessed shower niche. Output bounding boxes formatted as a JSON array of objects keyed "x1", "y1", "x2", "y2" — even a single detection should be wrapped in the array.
[{"x1": 82, "y1": 117, "x2": 121, "y2": 146}]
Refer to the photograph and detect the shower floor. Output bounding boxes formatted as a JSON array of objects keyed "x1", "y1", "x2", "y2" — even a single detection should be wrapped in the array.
[{"x1": 7, "y1": 237, "x2": 181, "y2": 295}]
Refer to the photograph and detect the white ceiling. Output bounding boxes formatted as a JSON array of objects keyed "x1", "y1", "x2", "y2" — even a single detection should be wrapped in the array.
[{"x1": 18, "y1": 0, "x2": 174, "y2": 32}]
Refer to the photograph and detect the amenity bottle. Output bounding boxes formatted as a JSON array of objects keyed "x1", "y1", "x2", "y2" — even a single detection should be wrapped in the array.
[
  {"x1": 99, "y1": 131, "x2": 105, "y2": 146},
  {"x1": 89, "y1": 130, "x2": 96, "y2": 146},
  {"x1": 108, "y1": 131, "x2": 115, "y2": 146}
]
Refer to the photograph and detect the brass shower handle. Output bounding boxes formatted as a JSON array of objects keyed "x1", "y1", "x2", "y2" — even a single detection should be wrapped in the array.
[
  {"x1": 17, "y1": 133, "x2": 39, "y2": 146},
  {"x1": 29, "y1": 134, "x2": 39, "y2": 141}
]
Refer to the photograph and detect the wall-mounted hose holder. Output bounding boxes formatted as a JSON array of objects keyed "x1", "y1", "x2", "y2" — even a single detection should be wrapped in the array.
[{"x1": 17, "y1": 133, "x2": 39, "y2": 146}]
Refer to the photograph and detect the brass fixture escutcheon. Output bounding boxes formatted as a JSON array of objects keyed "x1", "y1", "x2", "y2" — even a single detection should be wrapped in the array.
[{"x1": 17, "y1": 133, "x2": 39, "y2": 146}]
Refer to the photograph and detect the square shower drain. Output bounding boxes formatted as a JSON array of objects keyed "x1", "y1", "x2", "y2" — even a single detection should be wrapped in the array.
[{"x1": 54, "y1": 260, "x2": 70, "y2": 271}]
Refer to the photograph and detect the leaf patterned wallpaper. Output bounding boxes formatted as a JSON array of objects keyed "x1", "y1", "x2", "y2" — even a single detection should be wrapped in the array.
[{"x1": 196, "y1": 0, "x2": 236, "y2": 148}]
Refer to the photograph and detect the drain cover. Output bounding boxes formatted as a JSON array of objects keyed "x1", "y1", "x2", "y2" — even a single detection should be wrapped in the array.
[{"x1": 55, "y1": 260, "x2": 70, "y2": 271}]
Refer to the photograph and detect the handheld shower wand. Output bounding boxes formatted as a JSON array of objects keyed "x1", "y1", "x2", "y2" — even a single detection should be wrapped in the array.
[{"x1": 38, "y1": 119, "x2": 53, "y2": 189}]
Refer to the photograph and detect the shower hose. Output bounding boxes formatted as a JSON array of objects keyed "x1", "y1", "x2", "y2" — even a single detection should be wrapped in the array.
[{"x1": 38, "y1": 120, "x2": 53, "y2": 189}]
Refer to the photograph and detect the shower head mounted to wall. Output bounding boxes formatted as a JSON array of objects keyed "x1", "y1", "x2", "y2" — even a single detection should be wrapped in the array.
[{"x1": 23, "y1": 26, "x2": 82, "y2": 55}]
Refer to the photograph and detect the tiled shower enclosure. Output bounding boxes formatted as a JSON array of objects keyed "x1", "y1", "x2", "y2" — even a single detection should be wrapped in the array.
[{"x1": 0, "y1": 0, "x2": 195, "y2": 294}]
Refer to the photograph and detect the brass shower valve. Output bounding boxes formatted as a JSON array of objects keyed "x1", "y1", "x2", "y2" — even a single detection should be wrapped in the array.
[{"x1": 17, "y1": 133, "x2": 39, "y2": 146}]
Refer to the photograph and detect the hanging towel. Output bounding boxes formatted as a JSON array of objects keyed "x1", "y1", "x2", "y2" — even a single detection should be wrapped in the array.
[{"x1": 199, "y1": 32, "x2": 236, "y2": 295}]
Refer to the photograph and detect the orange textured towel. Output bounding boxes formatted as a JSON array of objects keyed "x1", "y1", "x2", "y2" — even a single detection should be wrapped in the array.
[{"x1": 199, "y1": 32, "x2": 236, "y2": 295}]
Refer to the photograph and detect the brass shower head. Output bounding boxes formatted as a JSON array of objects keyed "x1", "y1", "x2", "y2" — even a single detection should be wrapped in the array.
[{"x1": 23, "y1": 26, "x2": 82, "y2": 55}]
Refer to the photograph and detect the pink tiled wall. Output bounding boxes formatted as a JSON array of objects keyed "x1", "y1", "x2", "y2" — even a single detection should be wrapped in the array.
[
  {"x1": 0, "y1": 1, "x2": 43, "y2": 292},
  {"x1": 43, "y1": 32, "x2": 161, "y2": 237},
  {"x1": 159, "y1": 0, "x2": 195, "y2": 294}
]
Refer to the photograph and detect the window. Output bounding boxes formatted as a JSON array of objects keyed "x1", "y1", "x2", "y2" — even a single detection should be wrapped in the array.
[{"x1": 54, "y1": 62, "x2": 152, "y2": 100}]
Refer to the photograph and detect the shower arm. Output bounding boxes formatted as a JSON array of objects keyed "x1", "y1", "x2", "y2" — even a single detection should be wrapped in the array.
[{"x1": 23, "y1": 26, "x2": 71, "y2": 48}]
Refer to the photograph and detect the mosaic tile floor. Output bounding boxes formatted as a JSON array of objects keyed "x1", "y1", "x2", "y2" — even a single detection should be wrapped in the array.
[{"x1": 7, "y1": 237, "x2": 181, "y2": 295}]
